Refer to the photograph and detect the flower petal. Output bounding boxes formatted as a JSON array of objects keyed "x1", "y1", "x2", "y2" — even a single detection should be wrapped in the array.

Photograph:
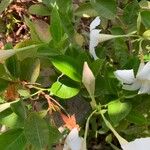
[
  {"x1": 122, "y1": 80, "x2": 141, "y2": 91},
  {"x1": 121, "y1": 137, "x2": 150, "y2": 150},
  {"x1": 137, "y1": 61, "x2": 150, "y2": 80},
  {"x1": 90, "y1": 17, "x2": 101, "y2": 31},
  {"x1": 114, "y1": 69, "x2": 135, "y2": 84},
  {"x1": 63, "y1": 128, "x2": 84, "y2": 150},
  {"x1": 138, "y1": 81, "x2": 150, "y2": 94},
  {"x1": 89, "y1": 29, "x2": 101, "y2": 60}
]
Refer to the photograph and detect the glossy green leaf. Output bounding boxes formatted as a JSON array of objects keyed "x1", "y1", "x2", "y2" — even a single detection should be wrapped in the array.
[
  {"x1": 24, "y1": 113, "x2": 49, "y2": 149},
  {"x1": 50, "y1": 81, "x2": 80, "y2": 99},
  {"x1": 51, "y1": 55, "x2": 82, "y2": 82},
  {"x1": 50, "y1": 7, "x2": 62, "y2": 42},
  {"x1": 108, "y1": 100, "x2": 132, "y2": 124},
  {"x1": 0, "y1": 128, "x2": 27, "y2": 150},
  {"x1": 28, "y1": 4, "x2": 51, "y2": 16},
  {"x1": 91, "y1": 0, "x2": 117, "y2": 19}
]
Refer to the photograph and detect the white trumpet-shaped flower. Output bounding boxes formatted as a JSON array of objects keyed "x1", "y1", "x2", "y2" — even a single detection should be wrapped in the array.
[
  {"x1": 114, "y1": 61, "x2": 150, "y2": 94},
  {"x1": 121, "y1": 137, "x2": 150, "y2": 150},
  {"x1": 89, "y1": 17, "x2": 101, "y2": 60},
  {"x1": 63, "y1": 128, "x2": 84, "y2": 150}
]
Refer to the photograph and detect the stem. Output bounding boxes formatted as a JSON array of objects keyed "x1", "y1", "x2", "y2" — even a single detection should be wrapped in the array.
[
  {"x1": 90, "y1": 95, "x2": 97, "y2": 109},
  {"x1": 84, "y1": 110, "x2": 97, "y2": 149},
  {"x1": 115, "y1": 34, "x2": 139, "y2": 38},
  {"x1": 15, "y1": 44, "x2": 42, "y2": 52},
  {"x1": 100, "y1": 111, "x2": 128, "y2": 145}
]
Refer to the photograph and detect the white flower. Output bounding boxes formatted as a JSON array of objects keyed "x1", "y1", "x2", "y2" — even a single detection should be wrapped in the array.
[
  {"x1": 89, "y1": 17, "x2": 101, "y2": 60},
  {"x1": 63, "y1": 128, "x2": 85, "y2": 150},
  {"x1": 121, "y1": 137, "x2": 150, "y2": 150},
  {"x1": 114, "y1": 62, "x2": 150, "y2": 94}
]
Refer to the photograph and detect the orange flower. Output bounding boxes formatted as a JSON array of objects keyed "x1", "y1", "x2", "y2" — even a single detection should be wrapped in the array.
[{"x1": 61, "y1": 113, "x2": 79, "y2": 131}]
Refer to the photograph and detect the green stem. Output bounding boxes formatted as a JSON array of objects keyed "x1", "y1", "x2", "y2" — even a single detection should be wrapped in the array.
[
  {"x1": 100, "y1": 110, "x2": 128, "y2": 145},
  {"x1": 84, "y1": 110, "x2": 97, "y2": 149},
  {"x1": 90, "y1": 95, "x2": 97, "y2": 109},
  {"x1": 114, "y1": 34, "x2": 139, "y2": 38},
  {"x1": 15, "y1": 44, "x2": 42, "y2": 52}
]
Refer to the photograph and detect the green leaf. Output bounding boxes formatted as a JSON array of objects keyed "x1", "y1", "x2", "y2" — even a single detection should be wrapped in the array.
[
  {"x1": 0, "y1": 0, "x2": 13, "y2": 14},
  {"x1": 0, "y1": 64, "x2": 10, "y2": 80},
  {"x1": 51, "y1": 55, "x2": 82, "y2": 82},
  {"x1": 10, "y1": 100, "x2": 27, "y2": 120},
  {"x1": 126, "y1": 110, "x2": 147, "y2": 125},
  {"x1": 0, "y1": 18, "x2": 6, "y2": 33},
  {"x1": 20, "y1": 58, "x2": 40, "y2": 83},
  {"x1": 0, "y1": 109, "x2": 24, "y2": 128},
  {"x1": 18, "y1": 89, "x2": 30, "y2": 97},
  {"x1": 50, "y1": 80, "x2": 80, "y2": 99},
  {"x1": 75, "y1": 2, "x2": 98, "y2": 17},
  {"x1": 91, "y1": 0, "x2": 117, "y2": 19},
  {"x1": 0, "y1": 102, "x2": 11, "y2": 113},
  {"x1": 24, "y1": 16, "x2": 41, "y2": 42},
  {"x1": 50, "y1": 7, "x2": 62, "y2": 42},
  {"x1": 141, "y1": 11, "x2": 150, "y2": 29},
  {"x1": 0, "y1": 79, "x2": 9, "y2": 92},
  {"x1": 111, "y1": 27, "x2": 129, "y2": 67},
  {"x1": 15, "y1": 40, "x2": 37, "y2": 61},
  {"x1": 24, "y1": 113, "x2": 49, "y2": 149},
  {"x1": 28, "y1": 4, "x2": 51, "y2": 16},
  {"x1": 108, "y1": 100, "x2": 132, "y2": 124},
  {"x1": 91, "y1": 59, "x2": 104, "y2": 77},
  {"x1": 49, "y1": 125, "x2": 62, "y2": 145},
  {"x1": 59, "y1": 12, "x2": 75, "y2": 41},
  {"x1": 30, "y1": 58, "x2": 40, "y2": 83},
  {"x1": 37, "y1": 44, "x2": 60, "y2": 57},
  {"x1": 0, "y1": 128, "x2": 27, "y2": 150},
  {"x1": 6, "y1": 55, "x2": 20, "y2": 79},
  {"x1": 33, "y1": 19, "x2": 52, "y2": 43},
  {"x1": 123, "y1": 0, "x2": 139, "y2": 25},
  {"x1": 56, "y1": 0, "x2": 72, "y2": 14}
]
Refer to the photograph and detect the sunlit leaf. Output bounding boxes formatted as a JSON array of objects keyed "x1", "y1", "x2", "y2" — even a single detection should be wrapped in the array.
[
  {"x1": 108, "y1": 100, "x2": 132, "y2": 125},
  {"x1": 51, "y1": 55, "x2": 82, "y2": 82},
  {"x1": 50, "y1": 81, "x2": 80, "y2": 99}
]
